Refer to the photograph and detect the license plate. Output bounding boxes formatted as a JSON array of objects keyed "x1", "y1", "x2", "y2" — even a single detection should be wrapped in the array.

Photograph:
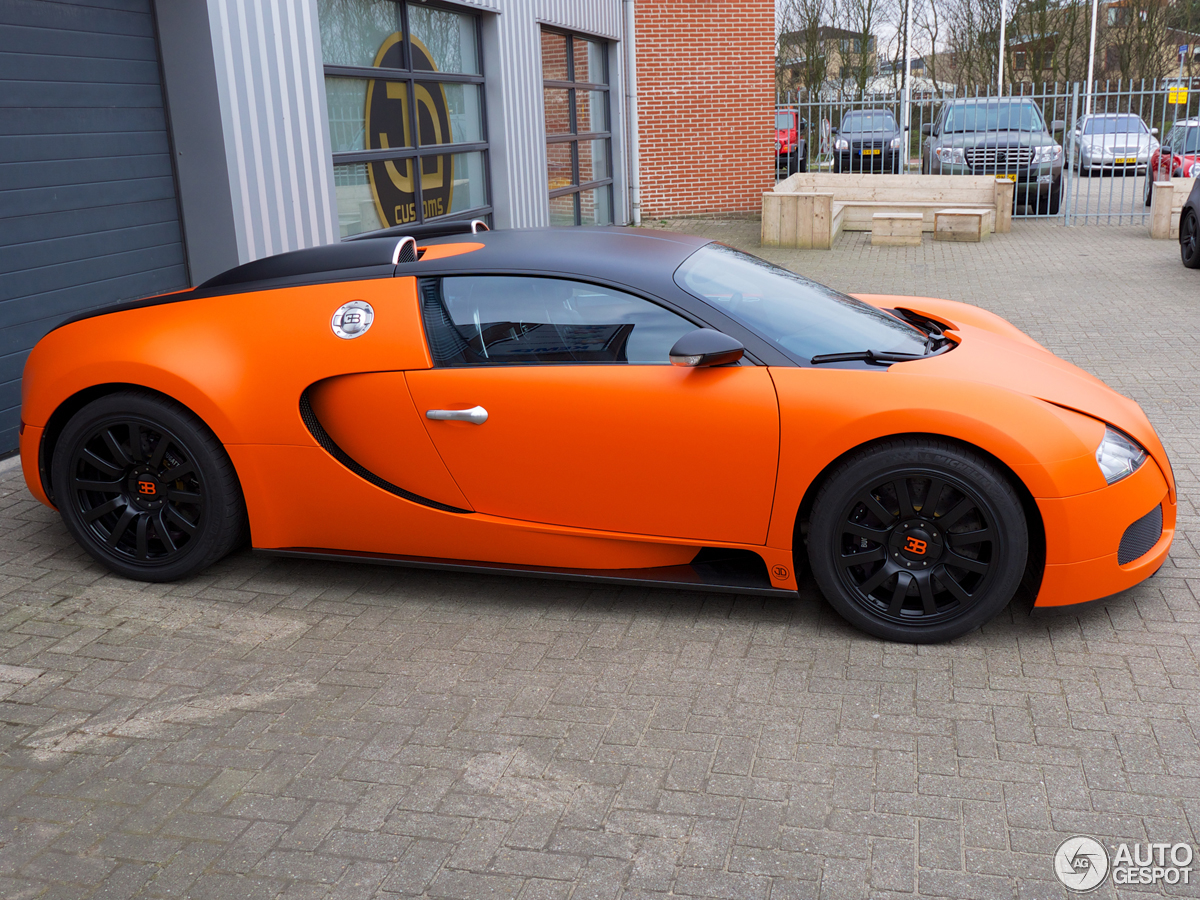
[
  {"x1": 998, "y1": 174, "x2": 1017, "y2": 182},
  {"x1": 861, "y1": 149, "x2": 881, "y2": 155},
  {"x1": 1115, "y1": 157, "x2": 1135, "y2": 164}
]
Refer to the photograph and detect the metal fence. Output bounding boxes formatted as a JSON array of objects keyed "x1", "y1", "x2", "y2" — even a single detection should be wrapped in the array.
[{"x1": 775, "y1": 79, "x2": 1200, "y2": 223}]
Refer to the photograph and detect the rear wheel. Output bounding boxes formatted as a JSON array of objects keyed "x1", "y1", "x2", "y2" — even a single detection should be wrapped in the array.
[
  {"x1": 51, "y1": 391, "x2": 246, "y2": 582},
  {"x1": 1182, "y1": 209, "x2": 1200, "y2": 268},
  {"x1": 808, "y1": 440, "x2": 1028, "y2": 643}
]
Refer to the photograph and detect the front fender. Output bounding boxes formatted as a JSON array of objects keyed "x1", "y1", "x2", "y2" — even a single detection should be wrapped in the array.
[{"x1": 765, "y1": 366, "x2": 1109, "y2": 551}]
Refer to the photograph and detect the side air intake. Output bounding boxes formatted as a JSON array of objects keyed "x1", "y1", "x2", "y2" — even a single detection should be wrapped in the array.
[{"x1": 1117, "y1": 503, "x2": 1163, "y2": 565}]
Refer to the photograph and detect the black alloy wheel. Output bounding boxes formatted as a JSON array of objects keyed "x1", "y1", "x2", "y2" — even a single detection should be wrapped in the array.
[
  {"x1": 1181, "y1": 209, "x2": 1200, "y2": 268},
  {"x1": 51, "y1": 391, "x2": 246, "y2": 582},
  {"x1": 808, "y1": 441, "x2": 1027, "y2": 643}
]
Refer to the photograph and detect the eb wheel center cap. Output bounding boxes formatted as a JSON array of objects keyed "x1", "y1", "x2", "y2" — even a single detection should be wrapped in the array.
[
  {"x1": 128, "y1": 470, "x2": 165, "y2": 509},
  {"x1": 889, "y1": 520, "x2": 944, "y2": 569}
]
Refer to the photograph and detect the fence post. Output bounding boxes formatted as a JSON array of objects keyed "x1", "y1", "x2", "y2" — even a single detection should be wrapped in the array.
[{"x1": 1063, "y1": 83, "x2": 1080, "y2": 226}]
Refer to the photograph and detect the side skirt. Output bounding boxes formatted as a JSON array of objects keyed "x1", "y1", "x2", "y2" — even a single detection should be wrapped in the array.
[{"x1": 254, "y1": 547, "x2": 797, "y2": 599}]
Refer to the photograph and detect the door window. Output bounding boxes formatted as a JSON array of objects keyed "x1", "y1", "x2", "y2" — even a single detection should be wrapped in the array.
[{"x1": 419, "y1": 276, "x2": 695, "y2": 366}]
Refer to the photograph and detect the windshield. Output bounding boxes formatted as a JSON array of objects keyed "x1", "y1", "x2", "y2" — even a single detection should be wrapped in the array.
[
  {"x1": 1083, "y1": 115, "x2": 1148, "y2": 135},
  {"x1": 842, "y1": 112, "x2": 897, "y2": 132},
  {"x1": 775, "y1": 113, "x2": 795, "y2": 129},
  {"x1": 674, "y1": 244, "x2": 928, "y2": 362},
  {"x1": 1177, "y1": 126, "x2": 1200, "y2": 152},
  {"x1": 942, "y1": 101, "x2": 1045, "y2": 133}
]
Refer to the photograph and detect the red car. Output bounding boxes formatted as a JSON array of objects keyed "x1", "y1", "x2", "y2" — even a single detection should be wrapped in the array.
[
  {"x1": 1146, "y1": 118, "x2": 1200, "y2": 205},
  {"x1": 775, "y1": 109, "x2": 808, "y2": 174}
]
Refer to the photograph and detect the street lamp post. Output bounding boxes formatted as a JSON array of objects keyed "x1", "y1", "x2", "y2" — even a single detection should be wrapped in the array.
[
  {"x1": 998, "y1": 0, "x2": 1007, "y2": 93},
  {"x1": 1085, "y1": 0, "x2": 1099, "y2": 114},
  {"x1": 902, "y1": 0, "x2": 913, "y2": 170}
]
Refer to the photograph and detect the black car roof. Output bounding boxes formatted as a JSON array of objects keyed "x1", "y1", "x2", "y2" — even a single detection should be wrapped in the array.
[{"x1": 56, "y1": 227, "x2": 716, "y2": 328}]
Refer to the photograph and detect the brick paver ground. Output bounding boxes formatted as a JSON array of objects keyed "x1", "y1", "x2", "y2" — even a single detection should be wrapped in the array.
[{"x1": 1, "y1": 221, "x2": 1197, "y2": 899}]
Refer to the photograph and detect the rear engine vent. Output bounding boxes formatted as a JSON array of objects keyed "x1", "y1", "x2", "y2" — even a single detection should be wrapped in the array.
[{"x1": 1117, "y1": 503, "x2": 1163, "y2": 565}]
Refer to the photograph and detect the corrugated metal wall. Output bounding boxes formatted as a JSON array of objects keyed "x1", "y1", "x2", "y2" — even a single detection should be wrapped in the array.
[
  {"x1": 207, "y1": 0, "x2": 337, "y2": 262},
  {"x1": 491, "y1": 0, "x2": 624, "y2": 227},
  {"x1": 0, "y1": 0, "x2": 188, "y2": 455}
]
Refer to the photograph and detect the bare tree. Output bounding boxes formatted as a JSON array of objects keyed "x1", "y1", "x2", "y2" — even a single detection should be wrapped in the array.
[
  {"x1": 1105, "y1": 0, "x2": 1175, "y2": 82},
  {"x1": 943, "y1": 0, "x2": 1003, "y2": 87},
  {"x1": 778, "y1": 0, "x2": 838, "y2": 95},
  {"x1": 840, "y1": 0, "x2": 894, "y2": 94}
]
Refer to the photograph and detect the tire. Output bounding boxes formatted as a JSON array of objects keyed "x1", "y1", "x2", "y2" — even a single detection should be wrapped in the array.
[
  {"x1": 798, "y1": 155, "x2": 808, "y2": 174},
  {"x1": 51, "y1": 390, "x2": 247, "y2": 582},
  {"x1": 1145, "y1": 175, "x2": 1153, "y2": 207},
  {"x1": 1037, "y1": 178, "x2": 1062, "y2": 215},
  {"x1": 1047, "y1": 178, "x2": 1062, "y2": 215},
  {"x1": 1182, "y1": 209, "x2": 1200, "y2": 268},
  {"x1": 807, "y1": 440, "x2": 1028, "y2": 643}
]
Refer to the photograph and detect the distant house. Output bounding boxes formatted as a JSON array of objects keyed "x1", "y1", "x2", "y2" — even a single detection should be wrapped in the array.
[{"x1": 778, "y1": 26, "x2": 879, "y2": 92}]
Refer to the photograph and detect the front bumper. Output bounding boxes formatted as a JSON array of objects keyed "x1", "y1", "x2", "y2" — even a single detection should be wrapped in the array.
[
  {"x1": 837, "y1": 150, "x2": 901, "y2": 170},
  {"x1": 930, "y1": 161, "x2": 1061, "y2": 193},
  {"x1": 1033, "y1": 456, "x2": 1175, "y2": 608}
]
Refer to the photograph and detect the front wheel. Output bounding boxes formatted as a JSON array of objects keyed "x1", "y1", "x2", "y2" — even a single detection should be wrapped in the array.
[
  {"x1": 51, "y1": 391, "x2": 247, "y2": 582},
  {"x1": 1182, "y1": 209, "x2": 1200, "y2": 268},
  {"x1": 807, "y1": 440, "x2": 1028, "y2": 643}
]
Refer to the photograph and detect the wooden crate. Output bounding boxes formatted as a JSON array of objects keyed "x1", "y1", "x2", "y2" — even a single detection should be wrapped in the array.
[
  {"x1": 934, "y1": 208, "x2": 992, "y2": 242},
  {"x1": 871, "y1": 212, "x2": 923, "y2": 246}
]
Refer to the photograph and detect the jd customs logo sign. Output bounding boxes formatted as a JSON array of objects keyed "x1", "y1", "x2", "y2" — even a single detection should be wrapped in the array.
[{"x1": 364, "y1": 34, "x2": 453, "y2": 226}]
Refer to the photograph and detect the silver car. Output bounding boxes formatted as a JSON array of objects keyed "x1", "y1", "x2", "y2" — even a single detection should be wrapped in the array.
[{"x1": 1071, "y1": 113, "x2": 1158, "y2": 175}]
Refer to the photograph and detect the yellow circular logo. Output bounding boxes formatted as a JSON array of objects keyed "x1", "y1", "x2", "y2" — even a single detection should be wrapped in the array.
[{"x1": 364, "y1": 34, "x2": 454, "y2": 228}]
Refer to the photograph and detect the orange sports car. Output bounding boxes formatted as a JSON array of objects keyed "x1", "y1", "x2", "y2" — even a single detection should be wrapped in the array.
[{"x1": 19, "y1": 225, "x2": 1174, "y2": 642}]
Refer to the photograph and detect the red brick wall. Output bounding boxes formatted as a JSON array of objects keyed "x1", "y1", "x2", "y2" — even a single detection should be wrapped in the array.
[{"x1": 634, "y1": 1, "x2": 774, "y2": 217}]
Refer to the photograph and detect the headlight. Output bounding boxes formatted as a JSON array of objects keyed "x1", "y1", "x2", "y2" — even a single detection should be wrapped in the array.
[
  {"x1": 1095, "y1": 427, "x2": 1147, "y2": 485},
  {"x1": 935, "y1": 147, "x2": 966, "y2": 164},
  {"x1": 1033, "y1": 145, "x2": 1063, "y2": 163},
  {"x1": 834, "y1": 138, "x2": 849, "y2": 151},
  {"x1": 890, "y1": 137, "x2": 902, "y2": 149}
]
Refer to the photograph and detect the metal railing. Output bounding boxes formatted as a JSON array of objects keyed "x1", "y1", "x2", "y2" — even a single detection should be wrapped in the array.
[{"x1": 775, "y1": 79, "x2": 1200, "y2": 223}]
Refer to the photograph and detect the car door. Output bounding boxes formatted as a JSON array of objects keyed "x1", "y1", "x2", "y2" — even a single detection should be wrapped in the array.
[{"x1": 405, "y1": 274, "x2": 781, "y2": 545}]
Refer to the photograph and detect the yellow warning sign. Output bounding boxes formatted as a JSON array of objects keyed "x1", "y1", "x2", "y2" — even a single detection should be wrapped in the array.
[{"x1": 1168, "y1": 86, "x2": 1189, "y2": 104}]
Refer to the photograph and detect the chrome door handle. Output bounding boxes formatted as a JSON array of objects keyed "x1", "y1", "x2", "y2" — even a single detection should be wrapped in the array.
[{"x1": 426, "y1": 405, "x2": 488, "y2": 424}]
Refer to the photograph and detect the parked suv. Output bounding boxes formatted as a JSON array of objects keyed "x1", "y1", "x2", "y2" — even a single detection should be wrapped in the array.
[
  {"x1": 775, "y1": 109, "x2": 808, "y2": 174},
  {"x1": 922, "y1": 98, "x2": 1064, "y2": 213}
]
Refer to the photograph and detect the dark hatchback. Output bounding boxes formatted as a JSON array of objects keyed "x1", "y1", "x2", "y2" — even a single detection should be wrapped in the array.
[{"x1": 833, "y1": 110, "x2": 903, "y2": 173}]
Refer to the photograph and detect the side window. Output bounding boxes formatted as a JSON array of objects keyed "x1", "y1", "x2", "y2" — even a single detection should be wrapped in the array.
[
  {"x1": 1164, "y1": 127, "x2": 1178, "y2": 152},
  {"x1": 419, "y1": 275, "x2": 696, "y2": 366}
]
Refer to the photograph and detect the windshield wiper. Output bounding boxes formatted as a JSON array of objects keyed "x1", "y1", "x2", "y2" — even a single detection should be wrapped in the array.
[{"x1": 810, "y1": 350, "x2": 926, "y2": 366}]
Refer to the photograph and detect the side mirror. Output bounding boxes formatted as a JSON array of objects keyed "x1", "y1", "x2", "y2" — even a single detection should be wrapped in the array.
[
  {"x1": 920, "y1": 123, "x2": 932, "y2": 135},
  {"x1": 1151, "y1": 127, "x2": 1159, "y2": 136},
  {"x1": 1051, "y1": 119, "x2": 1065, "y2": 132},
  {"x1": 831, "y1": 126, "x2": 839, "y2": 135},
  {"x1": 669, "y1": 329, "x2": 744, "y2": 368}
]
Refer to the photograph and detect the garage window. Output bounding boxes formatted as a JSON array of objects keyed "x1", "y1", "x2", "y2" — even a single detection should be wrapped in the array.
[
  {"x1": 319, "y1": 0, "x2": 490, "y2": 237},
  {"x1": 542, "y1": 29, "x2": 613, "y2": 226}
]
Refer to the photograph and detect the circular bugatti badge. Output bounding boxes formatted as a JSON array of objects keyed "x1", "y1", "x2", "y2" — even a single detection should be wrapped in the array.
[{"x1": 331, "y1": 301, "x2": 374, "y2": 339}]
